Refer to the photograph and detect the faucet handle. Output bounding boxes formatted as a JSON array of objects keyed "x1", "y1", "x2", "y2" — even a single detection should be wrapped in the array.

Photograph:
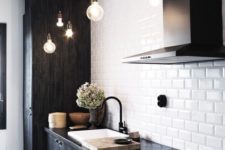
[{"x1": 119, "y1": 121, "x2": 128, "y2": 134}]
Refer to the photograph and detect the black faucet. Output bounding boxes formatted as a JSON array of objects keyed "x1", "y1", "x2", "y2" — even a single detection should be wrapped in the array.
[{"x1": 102, "y1": 96, "x2": 128, "y2": 134}]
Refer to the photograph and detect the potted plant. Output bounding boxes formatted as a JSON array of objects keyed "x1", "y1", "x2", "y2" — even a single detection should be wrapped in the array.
[{"x1": 76, "y1": 82, "x2": 105, "y2": 129}]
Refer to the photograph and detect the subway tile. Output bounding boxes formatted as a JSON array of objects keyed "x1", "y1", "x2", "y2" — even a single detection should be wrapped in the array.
[
  {"x1": 199, "y1": 79, "x2": 213, "y2": 89},
  {"x1": 167, "y1": 127, "x2": 178, "y2": 137},
  {"x1": 214, "y1": 79, "x2": 225, "y2": 89},
  {"x1": 179, "y1": 130, "x2": 191, "y2": 141},
  {"x1": 215, "y1": 103, "x2": 225, "y2": 113},
  {"x1": 199, "y1": 145, "x2": 213, "y2": 150},
  {"x1": 206, "y1": 136, "x2": 222, "y2": 149},
  {"x1": 199, "y1": 101, "x2": 214, "y2": 112},
  {"x1": 156, "y1": 125, "x2": 167, "y2": 135},
  {"x1": 179, "y1": 89, "x2": 191, "y2": 99},
  {"x1": 185, "y1": 101, "x2": 198, "y2": 110},
  {"x1": 172, "y1": 138, "x2": 184, "y2": 150},
  {"x1": 173, "y1": 119, "x2": 185, "y2": 129},
  {"x1": 192, "y1": 112, "x2": 205, "y2": 122},
  {"x1": 179, "y1": 110, "x2": 191, "y2": 120},
  {"x1": 167, "y1": 69, "x2": 178, "y2": 78},
  {"x1": 199, "y1": 123, "x2": 214, "y2": 135},
  {"x1": 192, "y1": 133, "x2": 205, "y2": 145},
  {"x1": 173, "y1": 100, "x2": 185, "y2": 109},
  {"x1": 206, "y1": 91, "x2": 223, "y2": 101},
  {"x1": 166, "y1": 89, "x2": 178, "y2": 98},
  {"x1": 206, "y1": 113, "x2": 223, "y2": 124},
  {"x1": 198, "y1": 62, "x2": 213, "y2": 67},
  {"x1": 206, "y1": 68, "x2": 222, "y2": 78},
  {"x1": 161, "y1": 117, "x2": 172, "y2": 127},
  {"x1": 192, "y1": 68, "x2": 206, "y2": 78},
  {"x1": 161, "y1": 80, "x2": 172, "y2": 88},
  {"x1": 185, "y1": 63, "x2": 198, "y2": 68},
  {"x1": 185, "y1": 79, "x2": 198, "y2": 89},
  {"x1": 185, "y1": 121, "x2": 198, "y2": 132},
  {"x1": 215, "y1": 126, "x2": 225, "y2": 138},
  {"x1": 213, "y1": 60, "x2": 225, "y2": 66},
  {"x1": 161, "y1": 136, "x2": 172, "y2": 147},
  {"x1": 185, "y1": 142, "x2": 198, "y2": 150},
  {"x1": 179, "y1": 69, "x2": 191, "y2": 78},
  {"x1": 172, "y1": 79, "x2": 184, "y2": 88},
  {"x1": 192, "y1": 90, "x2": 206, "y2": 100}
]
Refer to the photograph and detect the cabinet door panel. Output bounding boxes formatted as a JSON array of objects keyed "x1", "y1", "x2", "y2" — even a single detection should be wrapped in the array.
[{"x1": 47, "y1": 134, "x2": 60, "y2": 150}]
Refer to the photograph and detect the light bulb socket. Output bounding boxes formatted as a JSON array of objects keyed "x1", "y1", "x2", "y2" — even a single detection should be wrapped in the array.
[
  {"x1": 67, "y1": 21, "x2": 72, "y2": 29},
  {"x1": 58, "y1": 11, "x2": 63, "y2": 19},
  {"x1": 47, "y1": 33, "x2": 52, "y2": 40}
]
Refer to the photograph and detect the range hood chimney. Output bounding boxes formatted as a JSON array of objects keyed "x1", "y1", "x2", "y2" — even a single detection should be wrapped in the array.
[{"x1": 123, "y1": 0, "x2": 225, "y2": 64}]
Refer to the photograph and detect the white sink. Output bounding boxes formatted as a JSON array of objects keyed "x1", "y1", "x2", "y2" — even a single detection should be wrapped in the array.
[{"x1": 68, "y1": 129, "x2": 128, "y2": 145}]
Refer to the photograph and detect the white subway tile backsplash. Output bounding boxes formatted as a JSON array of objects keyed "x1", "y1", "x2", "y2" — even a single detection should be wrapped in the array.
[
  {"x1": 173, "y1": 119, "x2": 185, "y2": 129},
  {"x1": 179, "y1": 89, "x2": 191, "y2": 99},
  {"x1": 199, "y1": 145, "x2": 213, "y2": 150},
  {"x1": 199, "y1": 79, "x2": 213, "y2": 89},
  {"x1": 192, "y1": 69, "x2": 206, "y2": 78},
  {"x1": 185, "y1": 79, "x2": 198, "y2": 89},
  {"x1": 199, "y1": 101, "x2": 214, "y2": 112},
  {"x1": 92, "y1": 1, "x2": 225, "y2": 149},
  {"x1": 179, "y1": 69, "x2": 191, "y2": 78},
  {"x1": 167, "y1": 127, "x2": 178, "y2": 137},
  {"x1": 185, "y1": 101, "x2": 198, "y2": 110},
  {"x1": 215, "y1": 126, "x2": 225, "y2": 138},
  {"x1": 206, "y1": 113, "x2": 223, "y2": 124},
  {"x1": 198, "y1": 62, "x2": 213, "y2": 67},
  {"x1": 206, "y1": 136, "x2": 222, "y2": 149},
  {"x1": 206, "y1": 91, "x2": 223, "y2": 101},
  {"x1": 214, "y1": 79, "x2": 225, "y2": 89},
  {"x1": 206, "y1": 68, "x2": 222, "y2": 78},
  {"x1": 215, "y1": 103, "x2": 225, "y2": 113},
  {"x1": 166, "y1": 89, "x2": 178, "y2": 98},
  {"x1": 173, "y1": 138, "x2": 184, "y2": 150},
  {"x1": 172, "y1": 79, "x2": 184, "y2": 88},
  {"x1": 185, "y1": 121, "x2": 198, "y2": 132},
  {"x1": 185, "y1": 142, "x2": 198, "y2": 150},
  {"x1": 179, "y1": 130, "x2": 191, "y2": 141},
  {"x1": 192, "y1": 133, "x2": 205, "y2": 145},
  {"x1": 179, "y1": 110, "x2": 191, "y2": 120},
  {"x1": 167, "y1": 70, "x2": 178, "y2": 78},
  {"x1": 192, "y1": 90, "x2": 206, "y2": 100},
  {"x1": 161, "y1": 136, "x2": 172, "y2": 147},
  {"x1": 161, "y1": 117, "x2": 172, "y2": 127},
  {"x1": 192, "y1": 112, "x2": 205, "y2": 122},
  {"x1": 213, "y1": 60, "x2": 225, "y2": 66},
  {"x1": 199, "y1": 124, "x2": 214, "y2": 135},
  {"x1": 173, "y1": 100, "x2": 185, "y2": 109}
]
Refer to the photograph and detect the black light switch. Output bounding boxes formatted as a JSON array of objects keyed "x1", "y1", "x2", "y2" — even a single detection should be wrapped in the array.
[{"x1": 157, "y1": 95, "x2": 167, "y2": 107}]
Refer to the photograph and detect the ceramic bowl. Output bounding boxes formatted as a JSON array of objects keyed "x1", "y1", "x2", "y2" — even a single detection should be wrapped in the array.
[{"x1": 69, "y1": 112, "x2": 90, "y2": 125}]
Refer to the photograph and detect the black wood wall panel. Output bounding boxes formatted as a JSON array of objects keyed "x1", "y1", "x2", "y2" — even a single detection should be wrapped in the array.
[
  {"x1": 0, "y1": 24, "x2": 6, "y2": 130},
  {"x1": 24, "y1": 0, "x2": 90, "y2": 149}
]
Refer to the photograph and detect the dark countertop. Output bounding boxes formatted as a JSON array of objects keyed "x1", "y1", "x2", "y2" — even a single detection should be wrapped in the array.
[{"x1": 45, "y1": 128, "x2": 177, "y2": 150}]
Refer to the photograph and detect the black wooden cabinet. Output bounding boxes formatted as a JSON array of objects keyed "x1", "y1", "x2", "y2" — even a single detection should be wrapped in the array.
[
  {"x1": 46, "y1": 128, "x2": 83, "y2": 150},
  {"x1": 47, "y1": 133, "x2": 76, "y2": 150},
  {"x1": 23, "y1": 0, "x2": 90, "y2": 149}
]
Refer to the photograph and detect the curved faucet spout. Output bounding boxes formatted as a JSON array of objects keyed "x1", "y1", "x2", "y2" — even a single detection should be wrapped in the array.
[{"x1": 101, "y1": 96, "x2": 127, "y2": 133}]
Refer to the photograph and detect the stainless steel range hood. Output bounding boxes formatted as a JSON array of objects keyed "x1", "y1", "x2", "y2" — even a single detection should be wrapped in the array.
[{"x1": 123, "y1": 0, "x2": 225, "y2": 64}]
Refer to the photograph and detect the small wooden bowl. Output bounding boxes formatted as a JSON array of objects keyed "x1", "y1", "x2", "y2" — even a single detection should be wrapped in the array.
[{"x1": 69, "y1": 112, "x2": 90, "y2": 125}]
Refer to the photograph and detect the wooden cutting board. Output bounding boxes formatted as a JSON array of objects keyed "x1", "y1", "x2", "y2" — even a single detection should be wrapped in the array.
[{"x1": 83, "y1": 137, "x2": 140, "y2": 150}]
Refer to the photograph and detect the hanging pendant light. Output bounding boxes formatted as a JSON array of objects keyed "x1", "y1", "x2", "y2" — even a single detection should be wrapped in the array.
[
  {"x1": 43, "y1": 33, "x2": 56, "y2": 54},
  {"x1": 86, "y1": 0, "x2": 104, "y2": 22},
  {"x1": 65, "y1": 21, "x2": 74, "y2": 38},
  {"x1": 56, "y1": 11, "x2": 64, "y2": 27}
]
